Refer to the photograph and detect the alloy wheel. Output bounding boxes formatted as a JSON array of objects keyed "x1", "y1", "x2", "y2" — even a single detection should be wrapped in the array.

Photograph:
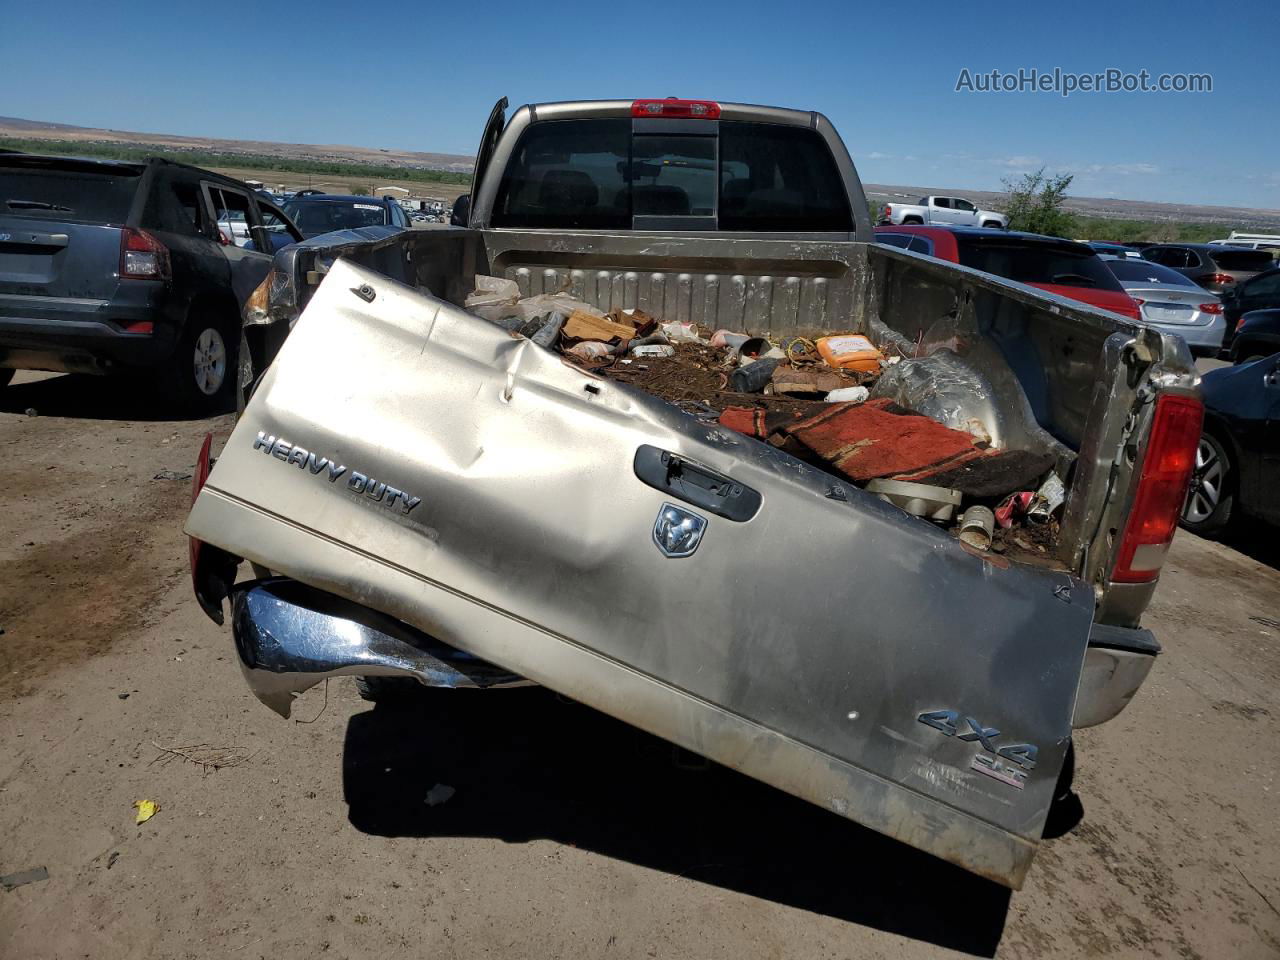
[
  {"x1": 193, "y1": 327, "x2": 227, "y2": 396},
  {"x1": 1182, "y1": 436, "x2": 1225, "y2": 524}
]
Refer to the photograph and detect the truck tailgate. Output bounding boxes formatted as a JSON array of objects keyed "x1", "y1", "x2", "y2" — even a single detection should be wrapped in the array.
[{"x1": 187, "y1": 259, "x2": 1095, "y2": 888}]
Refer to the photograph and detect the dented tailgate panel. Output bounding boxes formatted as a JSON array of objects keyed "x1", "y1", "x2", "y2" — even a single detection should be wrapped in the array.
[{"x1": 187, "y1": 260, "x2": 1094, "y2": 887}]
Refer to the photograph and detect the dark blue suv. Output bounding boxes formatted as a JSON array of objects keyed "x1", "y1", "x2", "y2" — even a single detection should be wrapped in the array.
[
  {"x1": 282, "y1": 194, "x2": 410, "y2": 239},
  {"x1": 0, "y1": 153, "x2": 302, "y2": 412}
]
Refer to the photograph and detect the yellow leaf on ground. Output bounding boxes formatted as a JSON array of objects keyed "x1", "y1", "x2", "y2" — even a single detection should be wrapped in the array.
[{"x1": 133, "y1": 799, "x2": 160, "y2": 824}]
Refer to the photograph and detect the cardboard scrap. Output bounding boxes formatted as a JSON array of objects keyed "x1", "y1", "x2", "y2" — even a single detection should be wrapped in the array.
[
  {"x1": 563, "y1": 310, "x2": 637, "y2": 344},
  {"x1": 770, "y1": 365, "x2": 851, "y2": 395}
]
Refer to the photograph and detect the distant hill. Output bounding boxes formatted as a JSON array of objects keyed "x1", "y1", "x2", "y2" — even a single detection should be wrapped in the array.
[
  {"x1": 0, "y1": 116, "x2": 474, "y2": 174},
  {"x1": 4, "y1": 116, "x2": 1277, "y2": 231}
]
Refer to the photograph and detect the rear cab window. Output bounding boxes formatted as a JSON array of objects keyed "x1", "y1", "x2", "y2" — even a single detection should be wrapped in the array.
[
  {"x1": 1105, "y1": 259, "x2": 1198, "y2": 287},
  {"x1": 956, "y1": 236, "x2": 1125, "y2": 291},
  {"x1": 491, "y1": 118, "x2": 852, "y2": 232},
  {"x1": 0, "y1": 155, "x2": 143, "y2": 225},
  {"x1": 1209, "y1": 249, "x2": 1275, "y2": 273}
]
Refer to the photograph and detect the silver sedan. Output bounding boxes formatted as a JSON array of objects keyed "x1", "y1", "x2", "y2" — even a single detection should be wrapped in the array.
[{"x1": 1102, "y1": 256, "x2": 1226, "y2": 357}]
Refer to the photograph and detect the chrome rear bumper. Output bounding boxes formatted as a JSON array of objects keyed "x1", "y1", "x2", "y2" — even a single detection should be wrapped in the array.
[
  {"x1": 1072, "y1": 623, "x2": 1160, "y2": 728},
  {"x1": 232, "y1": 579, "x2": 531, "y2": 717}
]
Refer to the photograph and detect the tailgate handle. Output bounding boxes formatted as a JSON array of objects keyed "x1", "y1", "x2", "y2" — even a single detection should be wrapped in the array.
[
  {"x1": 0, "y1": 231, "x2": 69, "y2": 248},
  {"x1": 633, "y1": 445, "x2": 761, "y2": 522}
]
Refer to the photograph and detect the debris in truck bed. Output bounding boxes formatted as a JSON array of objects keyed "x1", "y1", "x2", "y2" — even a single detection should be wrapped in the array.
[
  {"x1": 815, "y1": 334, "x2": 884, "y2": 373},
  {"x1": 460, "y1": 284, "x2": 1067, "y2": 557},
  {"x1": 782, "y1": 398, "x2": 984, "y2": 483},
  {"x1": 563, "y1": 310, "x2": 638, "y2": 344},
  {"x1": 589, "y1": 342, "x2": 832, "y2": 418},
  {"x1": 958, "y1": 505, "x2": 996, "y2": 550},
  {"x1": 992, "y1": 518, "x2": 1064, "y2": 569},
  {"x1": 903, "y1": 449, "x2": 1055, "y2": 499},
  {"x1": 770, "y1": 365, "x2": 850, "y2": 396},
  {"x1": 865, "y1": 478, "x2": 962, "y2": 523}
]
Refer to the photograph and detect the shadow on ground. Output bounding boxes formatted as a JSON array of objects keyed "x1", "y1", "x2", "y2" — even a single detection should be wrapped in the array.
[
  {"x1": 1217, "y1": 522, "x2": 1280, "y2": 572},
  {"x1": 0, "y1": 372, "x2": 228, "y2": 422},
  {"x1": 343, "y1": 689, "x2": 1013, "y2": 956}
]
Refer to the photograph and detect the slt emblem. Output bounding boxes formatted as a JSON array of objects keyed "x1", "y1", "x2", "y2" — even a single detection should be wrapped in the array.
[{"x1": 652, "y1": 503, "x2": 707, "y2": 558}]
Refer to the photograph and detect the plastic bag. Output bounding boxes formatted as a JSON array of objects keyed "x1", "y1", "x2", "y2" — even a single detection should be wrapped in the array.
[
  {"x1": 661, "y1": 322, "x2": 705, "y2": 344},
  {"x1": 464, "y1": 275, "x2": 606, "y2": 325},
  {"x1": 464, "y1": 275, "x2": 520, "y2": 321}
]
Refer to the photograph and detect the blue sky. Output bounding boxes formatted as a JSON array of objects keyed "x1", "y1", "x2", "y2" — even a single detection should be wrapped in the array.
[{"x1": 1, "y1": 0, "x2": 1276, "y2": 209}]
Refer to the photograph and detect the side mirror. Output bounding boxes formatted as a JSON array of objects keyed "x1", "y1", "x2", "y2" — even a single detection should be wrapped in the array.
[{"x1": 450, "y1": 195, "x2": 471, "y2": 227}]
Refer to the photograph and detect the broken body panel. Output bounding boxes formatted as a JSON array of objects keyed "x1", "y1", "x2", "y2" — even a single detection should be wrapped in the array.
[{"x1": 191, "y1": 260, "x2": 1100, "y2": 887}]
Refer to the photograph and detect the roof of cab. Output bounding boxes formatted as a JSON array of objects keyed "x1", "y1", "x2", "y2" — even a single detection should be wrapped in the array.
[{"x1": 524, "y1": 99, "x2": 819, "y2": 127}]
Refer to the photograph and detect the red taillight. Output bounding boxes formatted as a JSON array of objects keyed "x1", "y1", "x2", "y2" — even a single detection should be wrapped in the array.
[
  {"x1": 884, "y1": 204, "x2": 892, "y2": 216},
  {"x1": 121, "y1": 321, "x2": 154, "y2": 334},
  {"x1": 1199, "y1": 302, "x2": 1223, "y2": 314},
  {"x1": 119, "y1": 227, "x2": 170, "y2": 280},
  {"x1": 1117, "y1": 297, "x2": 1143, "y2": 321},
  {"x1": 1204, "y1": 273, "x2": 1234, "y2": 286},
  {"x1": 188, "y1": 433, "x2": 214, "y2": 583},
  {"x1": 1112, "y1": 395, "x2": 1203, "y2": 583},
  {"x1": 631, "y1": 98, "x2": 721, "y2": 119},
  {"x1": 1132, "y1": 297, "x2": 1146, "y2": 305}
]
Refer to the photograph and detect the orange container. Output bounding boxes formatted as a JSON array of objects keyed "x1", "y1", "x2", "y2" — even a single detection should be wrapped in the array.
[{"x1": 816, "y1": 335, "x2": 884, "y2": 374}]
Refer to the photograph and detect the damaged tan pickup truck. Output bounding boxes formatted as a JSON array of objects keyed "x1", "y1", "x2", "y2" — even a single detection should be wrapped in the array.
[{"x1": 185, "y1": 98, "x2": 1201, "y2": 888}]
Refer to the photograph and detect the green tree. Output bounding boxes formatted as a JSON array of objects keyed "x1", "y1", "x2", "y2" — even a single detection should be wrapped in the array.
[
  {"x1": 1001, "y1": 168, "x2": 1075, "y2": 238},
  {"x1": 350, "y1": 185, "x2": 370, "y2": 196}
]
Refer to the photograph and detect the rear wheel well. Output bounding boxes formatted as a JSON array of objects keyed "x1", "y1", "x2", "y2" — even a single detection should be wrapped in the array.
[
  {"x1": 183, "y1": 293, "x2": 239, "y2": 336},
  {"x1": 902, "y1": 216, "x2": 923, "y2": 225}
]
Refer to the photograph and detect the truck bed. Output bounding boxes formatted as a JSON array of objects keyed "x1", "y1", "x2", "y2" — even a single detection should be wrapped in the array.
[{"x1": 260, "y1": 224, "x2": 1186, "y2": 599}]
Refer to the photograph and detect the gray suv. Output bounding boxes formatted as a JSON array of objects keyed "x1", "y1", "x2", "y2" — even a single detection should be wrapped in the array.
[
  {"x1": 0, "y1": 153, "x2": 302, "y2": 412},
  {"x1": 1141, "y1": 242, "x2": 1274, "y2": 297}
]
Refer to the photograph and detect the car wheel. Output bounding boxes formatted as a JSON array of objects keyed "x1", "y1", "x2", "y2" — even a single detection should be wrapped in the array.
[
  {"x1": 981, "y1": 220, "x2": 1001, "y2": 229},
  {"x1": 1180, "y1": 432, "x2": 1234, "y2": 537},
  {"x1": 0, "y1": 368, "x2": 13, "y2": 389},
  {"x1": 903, "y1": 217, "x2": 923, "y2": 225},
  {"x1": 163, "y1": 308, "x2": 237, "y2": 415}
]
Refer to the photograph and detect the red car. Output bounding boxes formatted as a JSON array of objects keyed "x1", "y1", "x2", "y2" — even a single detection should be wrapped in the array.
[{"x1": 875, "y1": 225, "x2": 1142, "y2": 322}]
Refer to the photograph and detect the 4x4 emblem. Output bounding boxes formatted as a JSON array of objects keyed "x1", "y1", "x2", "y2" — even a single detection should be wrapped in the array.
[
  {"x1": 652, "y1": 503, "x2": 707, "y2": 558},
  {"x1": 918, "y1": 709, "x2": 1038, "y2": 770}
]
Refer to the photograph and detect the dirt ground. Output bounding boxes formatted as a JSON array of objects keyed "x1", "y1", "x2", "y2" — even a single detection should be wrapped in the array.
[{"x1": 1, "y1": 369, "x2": 1277, "y2": 960}]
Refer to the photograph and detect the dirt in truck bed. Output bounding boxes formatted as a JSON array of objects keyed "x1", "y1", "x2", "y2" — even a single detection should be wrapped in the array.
[{"x1": 583, "y1": 342, "x2": 830, "y2": 419}]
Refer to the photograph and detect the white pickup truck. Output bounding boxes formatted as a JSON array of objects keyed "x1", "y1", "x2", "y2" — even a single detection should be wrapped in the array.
[{"x1": 879, "y1": 195, "x2": 1008, "y2": 229}]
